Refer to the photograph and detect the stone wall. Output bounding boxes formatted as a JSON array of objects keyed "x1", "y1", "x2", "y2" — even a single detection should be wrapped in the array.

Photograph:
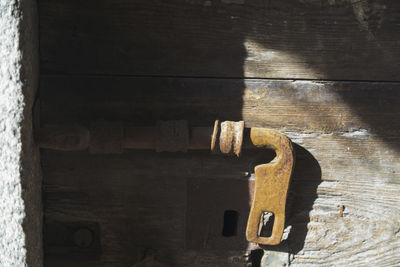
[{"x1": 0, "y1": 0, "x2": 42, "y2": 266}]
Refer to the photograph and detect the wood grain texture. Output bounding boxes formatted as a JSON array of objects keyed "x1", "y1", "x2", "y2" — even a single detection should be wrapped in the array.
[
  {"x1": 40, "y1": 76, "x2": 400, "y2": 137},
  {"x1": 41, "y1": 76, "x2": 400, "y2": 266},
  {"x1": 38, "y1": 0, "x2": 400, "y2": 80},
  {"x1": 42, "y1": 150, "x2": 271, "y2": 266},
  {"x1": 286, "y1": 133, "x2": 400, "y2": 267},
  {"x1": 41, "y1": 136, "x2": 400, "y2": 266}
]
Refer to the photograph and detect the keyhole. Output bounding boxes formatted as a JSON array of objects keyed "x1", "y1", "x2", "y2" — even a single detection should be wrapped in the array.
[{"x1": 222, "y1": 210, "x2": 239, "y2": 237}]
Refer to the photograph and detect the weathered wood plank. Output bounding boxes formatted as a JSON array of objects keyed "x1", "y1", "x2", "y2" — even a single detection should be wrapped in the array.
[
  {"x1": 287, "y1": 135, "x2": 400, "y2": 267},
  {"x1": 42, "y1": 133, "x2": 400, "y2": 266},
  {"x1": 38, "y1": 0, "x2": 400, "y2": 80},
  {"x1": 41, "y1": 76, "x2": 400, "y2": 266},
  {"x1": 40, "y1": 76, "x2": 400, "y2": 138},
  {"x1": 42, "y1": 150, "x2": 273, "y2": 266}
]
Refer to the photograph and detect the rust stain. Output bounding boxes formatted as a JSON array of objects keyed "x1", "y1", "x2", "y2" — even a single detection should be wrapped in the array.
[
  {"x1": 219, "y1": 121, "x2": 244, "y2": 156},
  {"x1": 246, "y1": 128, "x2": 295, "y2": 245},
  {"x1": 232, "y1": 121, "x2": 244, "y2": 157},
  {"x1": 219, "y1": 121, "x2": 234, "y2": 154},
  {"x1": 210, "y1": 120, "x2": 219, "y2": 152},
  {"x1": 339, "y1": 205, "x2": 345, "y2": 217}
]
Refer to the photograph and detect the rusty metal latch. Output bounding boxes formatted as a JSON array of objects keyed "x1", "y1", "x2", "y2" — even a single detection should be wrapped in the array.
[
  {"x1": 36, "y1": 119, "x2": 295, "y2": 245},
  {"x1": 210, "y1": 122, "x2": 295, "y2": 245},
  {"x1": 246, "y1": 128, "x2": 295, "y2": 245}
]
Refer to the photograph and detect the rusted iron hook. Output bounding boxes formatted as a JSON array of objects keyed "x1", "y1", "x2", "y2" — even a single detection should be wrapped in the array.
[
  {"x1": 246, "y1": 128, "x2": 295, "y2": 245},
  {"x1": 211, "y1": 121, "x2": 295, "y2": 245}
]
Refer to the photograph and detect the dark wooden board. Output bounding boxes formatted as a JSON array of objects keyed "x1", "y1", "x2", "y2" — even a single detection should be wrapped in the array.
[
  {"x1": 39, "y1": 0, "x2": 400, "y2": 80},
  {"x1": 42, "y1": 136, "x2": 400, "y2": 266},
  {"x1": 41, "y1": 76, "x2": 400, "y2": 266},
  {"x1": 42, "y1": 147, "x2": 320, "y2": 266},
  {"x1": 40, "y1": 76, "x2": 400, "y2": 139}
]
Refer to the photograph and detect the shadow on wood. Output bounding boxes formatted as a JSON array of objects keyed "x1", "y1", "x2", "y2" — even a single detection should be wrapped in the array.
[
  {"x1": 38, "y1": 0, "x2": 399, "y2": 265},
  {"x1": 259, "y1": 144, "x2": 322, "y2": 255}
]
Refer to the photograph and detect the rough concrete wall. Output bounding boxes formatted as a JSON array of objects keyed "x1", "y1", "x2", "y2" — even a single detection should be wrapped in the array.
[{"x1": 0, "y1": 0, "x2": 42, "y2": 266}]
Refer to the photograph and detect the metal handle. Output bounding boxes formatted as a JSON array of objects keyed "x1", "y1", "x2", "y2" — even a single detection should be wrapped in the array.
[{"x1": 246, "y1": 128, "x2": 295, "y2": 245}]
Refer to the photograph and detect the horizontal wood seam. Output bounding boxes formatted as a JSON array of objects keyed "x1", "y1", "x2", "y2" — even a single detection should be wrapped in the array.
[{"x1": 40, "y1": 73, "x2": 400, "y2": 84}]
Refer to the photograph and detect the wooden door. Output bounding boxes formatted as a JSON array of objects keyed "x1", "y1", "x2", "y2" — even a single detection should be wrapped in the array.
[{"x1": 39, "y1": 0, "x2": 400, "y2": 266}]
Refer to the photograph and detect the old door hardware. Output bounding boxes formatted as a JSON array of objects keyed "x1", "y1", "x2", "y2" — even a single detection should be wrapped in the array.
[
  {"x1": 35, "y1": 119, "x2": 247, "y2": 154},
  {"x1": 35, "y1": 120, "x2": 295, "y2": 245},
  {"x1": 246, "y1": 128, "x2": 294, "y2": 245},
  {"x1": 211, "y1": 120, "x2": 245, "y2": 156}
]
